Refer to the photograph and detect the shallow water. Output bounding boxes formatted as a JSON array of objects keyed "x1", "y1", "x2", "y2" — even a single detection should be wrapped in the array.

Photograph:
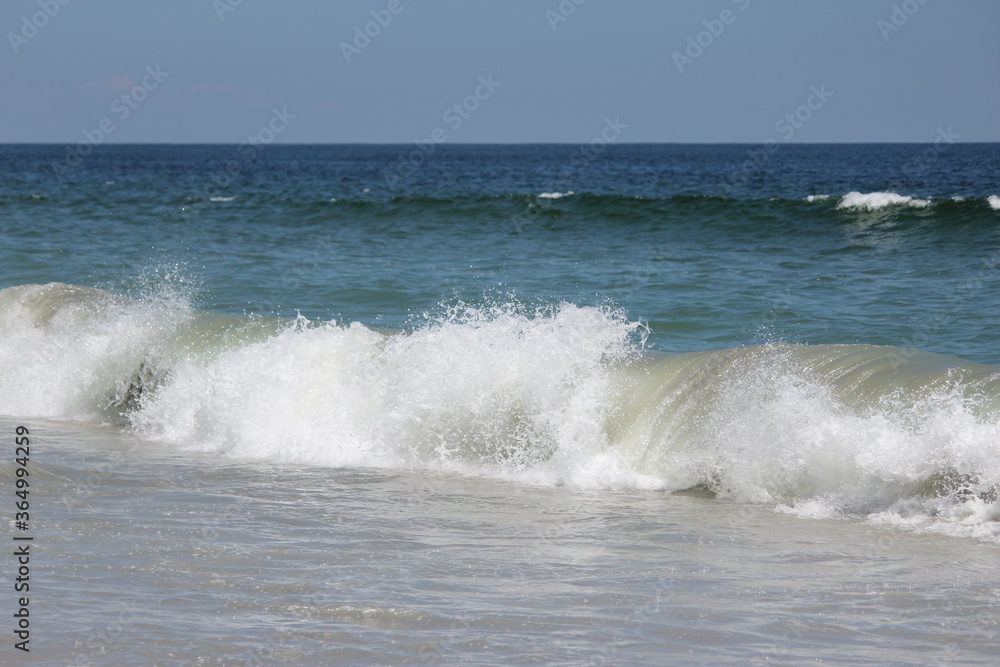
[{"x1": 5, "y1": 417, "x2": 994, "y2": 665}]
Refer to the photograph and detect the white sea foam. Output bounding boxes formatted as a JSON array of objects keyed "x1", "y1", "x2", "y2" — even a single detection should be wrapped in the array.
[
  {"x1": 3, "y1": 284, "x2": 999, "y2": 541},
  {"x1": 209, "y1": 196, "x2": 237, "y2": 202},
  {"x1": 988, "y1": 195, "x2": 1000, "y2": 210},
  {"x1": 837, "y1": 191, "x2": 931, "y2": 210},
  {"x1": 133, "y1": 302, "x2": 646, "y2": 489},
  {"x1": 0, "y1": 283, "x2": 194, "y2": 422},
  {"x1": 611, "y1": 344, "x2": 1000, "y2": 541},
  {"x1": 537, "y1": 192, "x2": 573, "y2": 199},
  {"x1": 805, "y1": 194, "x2": 830, "y2": 202}
]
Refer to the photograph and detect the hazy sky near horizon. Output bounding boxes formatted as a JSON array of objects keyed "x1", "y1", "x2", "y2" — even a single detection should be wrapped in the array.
[{"x1": 1, "y1": 0, "x2": 997, "y2": 144}]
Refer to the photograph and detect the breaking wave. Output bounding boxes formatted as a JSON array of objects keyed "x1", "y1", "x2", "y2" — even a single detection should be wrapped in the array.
[{"x1": 2, "y1": 282, "x2": 999, "y2": 542}]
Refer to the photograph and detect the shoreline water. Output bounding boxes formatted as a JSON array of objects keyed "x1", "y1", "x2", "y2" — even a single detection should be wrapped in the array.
[{"x1": 6, "y1": 416, "x2": 997, "y2": 665}]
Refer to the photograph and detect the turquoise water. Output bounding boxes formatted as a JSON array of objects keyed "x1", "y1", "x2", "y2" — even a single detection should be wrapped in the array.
[
  {"x1": 2, "y1": 144, "x2": 1000, "y2": 664},
  {"x1": 3, "y1": 144, "x2": 999, "y2": 360}
]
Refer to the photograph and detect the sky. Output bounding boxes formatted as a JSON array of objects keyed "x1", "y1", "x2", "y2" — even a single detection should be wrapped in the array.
[{"x1": 1, "y1": 0, "x2": 998, "y2": 144}]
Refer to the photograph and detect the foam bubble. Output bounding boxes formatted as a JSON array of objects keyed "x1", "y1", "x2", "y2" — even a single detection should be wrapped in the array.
[
  {"x1": 537, "y1": 192, "x2": 574, "y2": 199},
  {"x1": 135, "y1": 301, "x2": 648, "y2": 488},
  {"x1": 0, "y1": 283, "x2": 194, "y2": 422},
  {"x1": 612, "y1": 344, "x2": 1000, "y2": 541},
  {"x1": 988, "y1": 195, "x2": 1000, "y2": 210},
  {"x1": 837, "y1": 191, "x2": 931, "y2": 210}
]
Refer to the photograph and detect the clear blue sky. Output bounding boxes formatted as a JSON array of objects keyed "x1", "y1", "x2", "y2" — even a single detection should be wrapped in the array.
[{"x1": 2, "y1": 0, "x2": 997, "y2": 143}]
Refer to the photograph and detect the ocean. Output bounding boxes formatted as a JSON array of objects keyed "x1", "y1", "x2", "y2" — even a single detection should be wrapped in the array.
[{"x1": 1, "y1": 143, "x2": 999, "y2": 665}]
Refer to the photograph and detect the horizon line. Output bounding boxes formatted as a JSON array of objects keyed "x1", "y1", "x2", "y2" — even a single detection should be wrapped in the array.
[{"x1": 2, "y1": 140, "x2": 999, "y2": 146}]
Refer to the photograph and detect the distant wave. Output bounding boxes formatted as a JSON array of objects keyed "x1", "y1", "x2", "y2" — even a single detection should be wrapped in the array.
[
  {"x1": 800, "y1": 191, "x2": 1000, "y2": 215},
  {"x1": 3, "y1": 282, "x2": 999, "y2": 543},
  {"x1": 12, "y1": 190, "x2": 1000, "y2": 221},
  {"x1": 836, "y1": 191, "x2": 931, "y2": 210}
]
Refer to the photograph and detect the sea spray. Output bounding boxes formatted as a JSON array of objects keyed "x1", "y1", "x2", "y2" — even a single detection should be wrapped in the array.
[
  {"x1": 3, "y1": 283, "x2": 1000, "y2": 540},
  {"x1": 133, "y1": 299, "x2": 648, "y2": 484},
  {"x1": 611, "y1": 344, "x2": 1000, "y2": 539},
  {"x1": 0, "y1": 283, "x2": 191, "y2": 422}
]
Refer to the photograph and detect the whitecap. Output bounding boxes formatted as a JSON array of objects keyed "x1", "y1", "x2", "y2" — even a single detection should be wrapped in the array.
[{"x1": 837, "y1": 191, "x2": 931, "y2": 210}]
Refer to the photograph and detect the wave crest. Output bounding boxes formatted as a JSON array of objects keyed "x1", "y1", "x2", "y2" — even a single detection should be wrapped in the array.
[
  {"x1": 3, "y1": 283, "x2": 999, "y2": 541},
  {"x1": 837, "y1": 191, "x2": 931, "y2": 210}
]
